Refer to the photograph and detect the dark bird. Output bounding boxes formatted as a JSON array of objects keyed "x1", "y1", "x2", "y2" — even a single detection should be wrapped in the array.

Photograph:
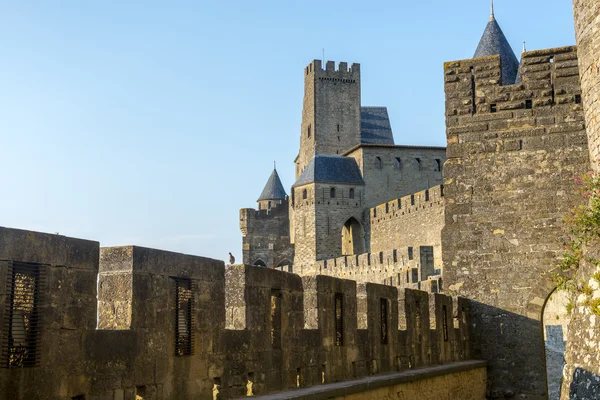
[{"x1": 229, "y1": 252, "x2": 235, "y2": 265}]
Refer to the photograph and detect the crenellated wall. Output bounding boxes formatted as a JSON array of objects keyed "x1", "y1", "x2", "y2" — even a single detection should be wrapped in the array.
[
  {"x1": 0, "y1": 226, "x2": 474, "y2": 400},
  {"x1": 292, "y1": 247, "x2": 442, "y2": 295},
  {"x1": 369, "y1": 185, "x2": 444, "y2": 273},
  {"x1": 442, "y1": 46, "x2": 590, "y2": 399}
]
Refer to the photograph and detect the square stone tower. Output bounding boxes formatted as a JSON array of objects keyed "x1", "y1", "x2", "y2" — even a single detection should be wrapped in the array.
[{"x1": 295, "y1": 60, "x2": 362, "y2": 178}]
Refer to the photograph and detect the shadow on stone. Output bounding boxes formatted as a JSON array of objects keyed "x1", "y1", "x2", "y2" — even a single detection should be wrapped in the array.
[{"x1": 569, "y1": 367, "x2": 600, "y2": 399}]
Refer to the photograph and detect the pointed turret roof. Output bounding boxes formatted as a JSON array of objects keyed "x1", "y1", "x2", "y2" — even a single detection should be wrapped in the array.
[
  {"x1": 474, "y1": 1, "x2": 520, "y2": 85},
  {"x1": 257, "y1": 168, "x2": 287, "y2": 201}
]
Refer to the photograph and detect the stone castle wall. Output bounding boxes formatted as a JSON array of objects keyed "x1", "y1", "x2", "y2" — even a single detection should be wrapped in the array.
[
  {"x1": 292, "y1": 247, "x2": 442, "y2": 295},
  {"x1": 442, "y1": 46, "x2": 590, "y2": 399},
  {"x1": 0, "y1": 226, "x2": 474, "y2": 400},
  {"x1": 369, "y1": 185, "x2": 444, "y2": 273},
  {"x1": 345, "y1": 146, "x2": 446, "y2": 211},
  {"x1": 562, "y1": 2, "x2": 600, "y2": 398},
  {"x1": 239, "y1": 200, "x2": 294, "y2": 268}
]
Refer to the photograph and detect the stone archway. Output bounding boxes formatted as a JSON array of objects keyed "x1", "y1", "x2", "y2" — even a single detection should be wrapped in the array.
[
  {"x1": 252, "y1": 259, "x2": 267, "y2": 267},
  {"x1": 341, "y1": 217, "x2": 365, "y2": 256},
  {"x1": 276, "y1": 259, "x2": 293, "y2": 273}
]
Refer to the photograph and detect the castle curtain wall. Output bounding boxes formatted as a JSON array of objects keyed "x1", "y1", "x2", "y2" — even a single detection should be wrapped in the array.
[
  {"x1": 562, "y1": 2, "x2": 600, "y2": 398},
  {"x1": 442, "y1": 48, "x2": 590, "y2": 398}
]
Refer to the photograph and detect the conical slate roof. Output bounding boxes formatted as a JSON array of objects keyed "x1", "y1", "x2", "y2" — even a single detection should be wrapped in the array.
[
  {"x1": 474, "y1": 10, "x2": 519, "y2": 85},
  {"x1": 257, "y1": 168, "x2": 287, "y2": 201}
]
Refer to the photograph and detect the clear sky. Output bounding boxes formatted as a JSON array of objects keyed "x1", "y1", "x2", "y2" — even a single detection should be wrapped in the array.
[{"x1": 0, "y1": 1, "x2": 577, "y2": 264}]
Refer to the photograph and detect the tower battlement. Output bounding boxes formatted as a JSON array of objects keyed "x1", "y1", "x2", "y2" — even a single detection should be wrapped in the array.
[
  {"x1": 305, "y1": 59, "x2": 360, "y2": 78},
  {"x1": 444, "y1": 46, "x2": 581, "y2": 121}
]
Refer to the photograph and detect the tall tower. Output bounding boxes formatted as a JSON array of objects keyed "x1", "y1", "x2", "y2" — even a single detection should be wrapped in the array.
[{"x1": 295, "y1": 60, "x2": 362, "y2": 178}]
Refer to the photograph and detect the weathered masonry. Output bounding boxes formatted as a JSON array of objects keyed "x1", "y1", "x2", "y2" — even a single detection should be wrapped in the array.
[
  {"x1": 561, "y1": 1, "x2": 600, "y2": 398},
  {"x1": 0, "y1": 226, "x2": 478, "y2": 400},
  {"x1": 442, "y1": 46, "x2": 590, "y2": 399}
]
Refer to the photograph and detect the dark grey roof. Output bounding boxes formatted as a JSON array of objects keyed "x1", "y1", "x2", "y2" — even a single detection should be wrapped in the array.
[
  {"x1": 474, "y1": 16, "x2": 519, "y2": 85},
  {"x1": 257, "y1": 168, "x2": 287, "y2": 201},
  {"x1": 294, "y1": 155, "x2": 365, "y2": 187},
  {"x1": 360, "y1": 107, "x2": 395, "y2": 145}
]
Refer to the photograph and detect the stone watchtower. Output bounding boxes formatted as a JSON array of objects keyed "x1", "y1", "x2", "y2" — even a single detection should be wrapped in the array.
[
  {"x1": 291, "y1": 155, "x2": 366, "y2": 266},
  {"x1": 295, "y1": 60, "x2": 362, "y2": 178},
  {"x1": 239, "y1": 167, "x2": 294, "y2": 268}
]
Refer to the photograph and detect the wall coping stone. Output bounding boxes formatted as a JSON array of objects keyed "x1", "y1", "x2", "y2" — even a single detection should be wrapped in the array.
[{"x1": 245, "y1": 360, "x2": 488, "y2": 400}]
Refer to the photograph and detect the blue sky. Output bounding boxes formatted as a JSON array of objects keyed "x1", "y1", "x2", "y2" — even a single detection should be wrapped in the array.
[{"x1": 0, "y1": 1, "x2": 576, "y2": 263}]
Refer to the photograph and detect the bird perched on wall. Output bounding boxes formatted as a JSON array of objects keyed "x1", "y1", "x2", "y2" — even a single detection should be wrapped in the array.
[{"x1": 229, "y1": 252, "x2": 235, "y2": 265}]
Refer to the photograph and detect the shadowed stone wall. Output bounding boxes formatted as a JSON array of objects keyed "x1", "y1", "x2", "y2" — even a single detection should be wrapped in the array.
[
  {"x1": 442, "y1": 47, "x2": 590, "y2": 399},
  {"x1": 0, "y1": 226, "x2": 475, "y2": 400}
]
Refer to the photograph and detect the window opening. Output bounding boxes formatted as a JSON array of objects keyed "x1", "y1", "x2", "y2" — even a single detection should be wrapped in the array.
[
  {"x1": 575, "y1": 94, "x2": 582, "y2": 104},
  {"x1": 410, "y1": 194, "x2": 415, "y2": 206},
  {"x1": 330, "y1": 187, "x2": 336, "y2": 198},
  {"x1": 415, "y1": 158, "x2": 421, "y2": 170},
  {"x1": 435, "y1": 159, "x2": 442, "y2": 172},
  {"x1": 380, "y1": 298, "x2": 389, "y2": 344},
  {"x1": 334, "y1": 293, "x2": 344, "y2": 346},
  {"x1": 408, "y1": 247, "x2": 414, "y2": 260},
  {"x1": 349, "y1": 188, "x2": 355, "y2": 199},
  {"x1": 525, "y1": 99, "x2": 533, "y2": 109},
  {"x1": 470, "y1": 66, "x2": 477, "y2": 114},
  {"x1": 2, "y1": 262, "x2": 44, "y2": 368},
  {"x1": 174, "y1": 278, "x2": 194, "y2": 356},
  {"x1": 376, "y1": 157, "x2": 383, "y2": 169},
  {"x1": 442, "y1": 305, "x2": 449, "y2": 342},
  {"x1": 307, "y1": 125, "x2": 311, "y2": 138},
  {"x1": 270, "y1": 290, "x2": 282, "y2": 349},
  {"x1": 394, "y1": 157, "x2": 402, "y2": 170},
  {"x1": 490, "y1": 104, "x2": 497, "y2": 113}
]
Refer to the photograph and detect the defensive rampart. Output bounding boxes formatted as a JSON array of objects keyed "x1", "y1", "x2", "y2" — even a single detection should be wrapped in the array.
[
  {"x1": 0, "y1": 226, "x2": 473, "y2": 400},
  {"x1": 442, "y1": 46, "x2": 590, "y2": 398},
  {"x1": 293, "y1": 247, "x2": 441, "y2": 294},
  {"x1": 369, "y1": 185, "x2": 444, "y2": 272}
]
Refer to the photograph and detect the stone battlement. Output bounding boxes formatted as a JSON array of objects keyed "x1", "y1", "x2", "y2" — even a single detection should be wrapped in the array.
[
  {"x1": 305, "y1": 59, "x2": 360, "y2": 78},
  {"x1": 445, "y1": 46, "x2": 581, "y2": 120},
  {"x1": 370, "y1": 185, "x2": 444, "y2": 224},
  {"x1": 293, "y1": 246, "x2": 441, "y2": 293},
  {"x1": 0, "y1": 226, "x2": 471, "y2": 399}
]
